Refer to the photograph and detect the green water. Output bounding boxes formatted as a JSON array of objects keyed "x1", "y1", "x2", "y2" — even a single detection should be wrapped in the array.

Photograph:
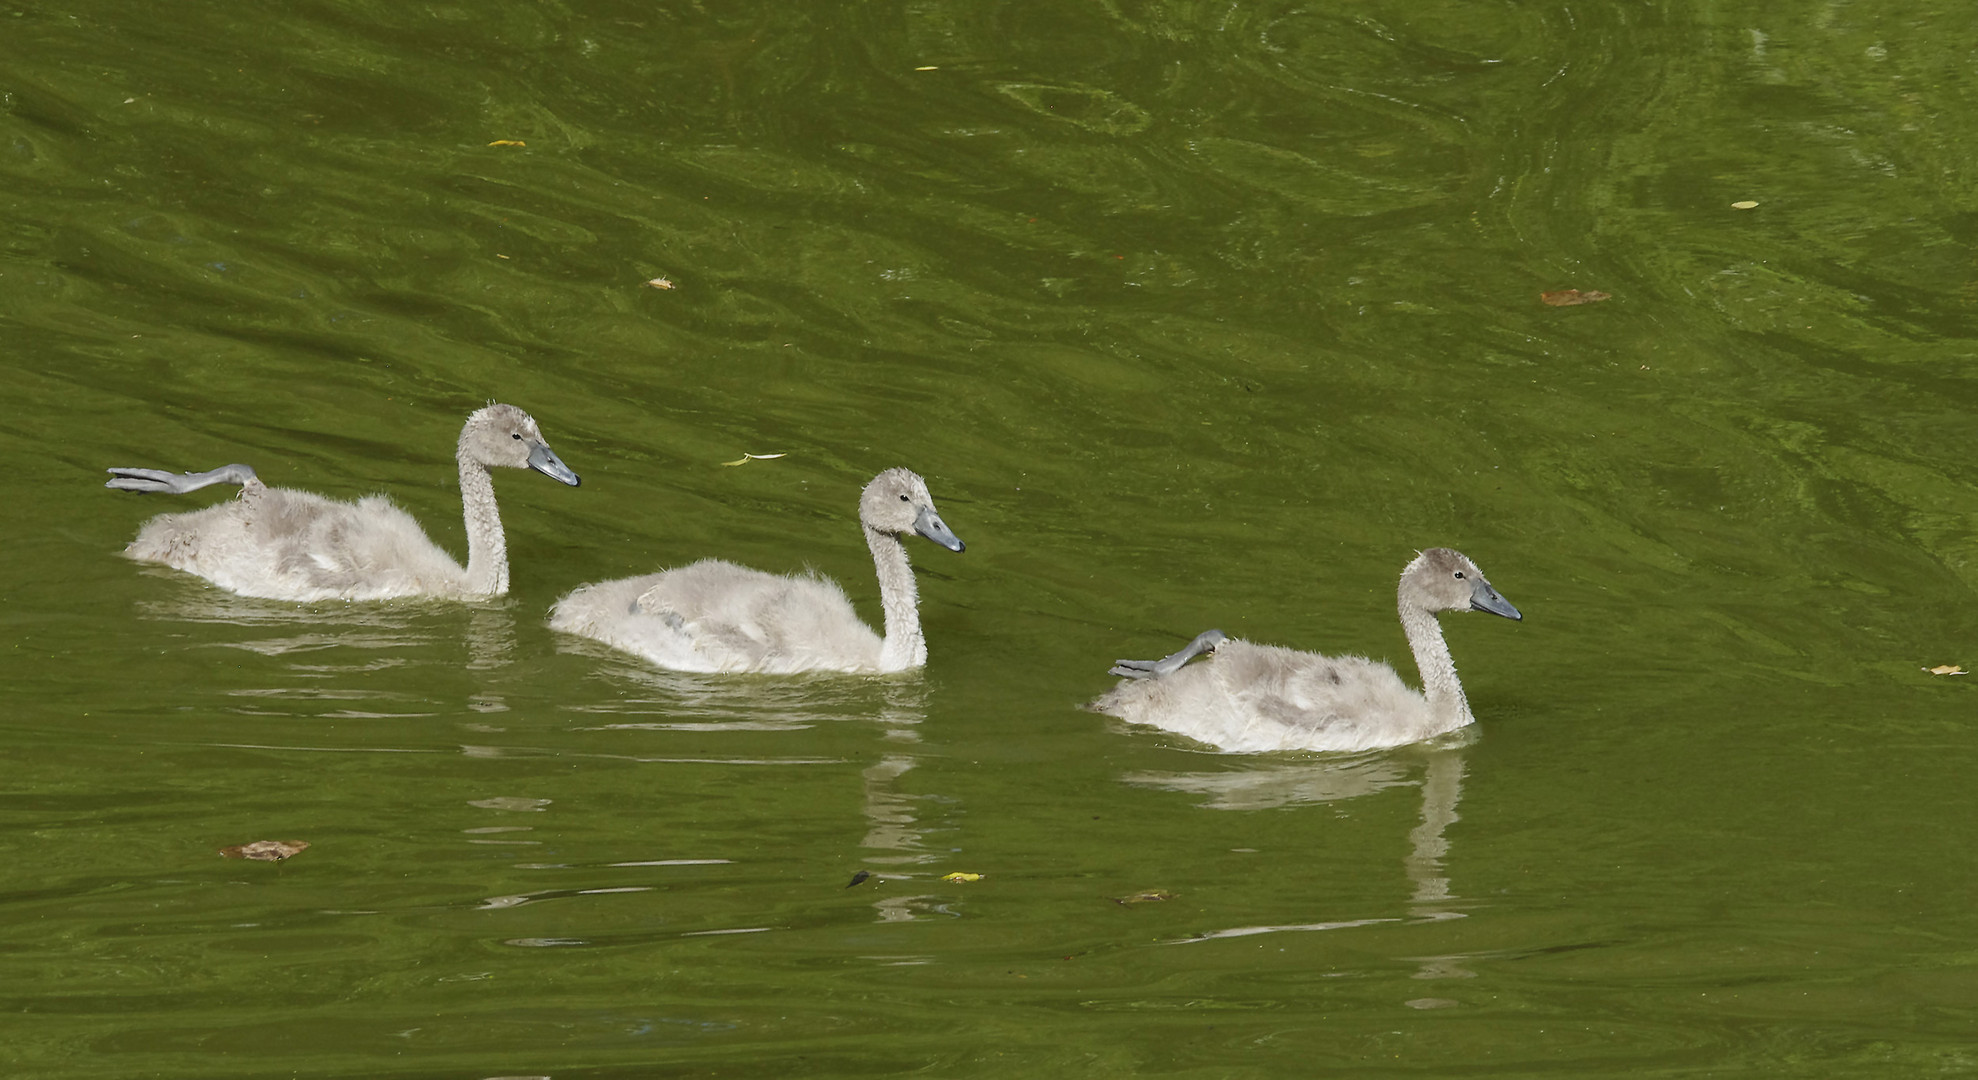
[{"x1": 6, "y1": 0, "x2": 1978, "y2": 1075}]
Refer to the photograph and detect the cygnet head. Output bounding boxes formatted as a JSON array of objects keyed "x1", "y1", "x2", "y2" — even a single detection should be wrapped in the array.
[
  {"x1": 460, "y1": 403, "x2": 581, "y2": 486},
  {"x1": 859, "y1": 467, "x2": 965, "y2": 552},
  {"x1": 1402, "y1": 548, "x2": 1521, "y2": 620}
]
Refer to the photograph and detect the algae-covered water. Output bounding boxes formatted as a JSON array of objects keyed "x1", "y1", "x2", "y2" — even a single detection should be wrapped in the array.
[{"x1": 6, "y1": 1, "x2": 1978, "y2": 1075}]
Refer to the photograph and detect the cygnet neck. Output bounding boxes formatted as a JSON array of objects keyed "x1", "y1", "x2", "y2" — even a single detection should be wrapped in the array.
[
  {"x1": 866, "y1": 524, "x2": 924, "y2": 672},
  {"x1": 459, "y1": 455, "x2": 509, "y2": 597},
  {"x1": 1399, "y1": 600, "x2": 1470, "y2": 728}
]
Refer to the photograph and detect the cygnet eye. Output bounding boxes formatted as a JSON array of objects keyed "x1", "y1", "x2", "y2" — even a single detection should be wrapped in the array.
[
  {"x1": 511, "y1": 433, "x2": 522, "y2": 440},
  {"x1": 1453, "y1": 571, "x2": 1466, "y2": 579},
  {"x1": 899, "y1": 494, "x2": 909, "y2": 502}
]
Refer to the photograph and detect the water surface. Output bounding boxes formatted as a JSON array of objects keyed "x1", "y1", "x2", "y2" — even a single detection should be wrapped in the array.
[{"x1": 6, "y1": 0, "x2": 1978, "y2": 1076}]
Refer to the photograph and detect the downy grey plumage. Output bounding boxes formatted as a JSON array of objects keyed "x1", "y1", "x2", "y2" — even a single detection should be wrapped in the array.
[
  {"x1": 1092, "y1": 548, "x2": 1520, "y2": 752},
  {"x1": 108, "y1": 403, "x2": 580, "y2": 601},
  {"x1": 549, "y1": 467, "x2": 964, "y2": 674}
]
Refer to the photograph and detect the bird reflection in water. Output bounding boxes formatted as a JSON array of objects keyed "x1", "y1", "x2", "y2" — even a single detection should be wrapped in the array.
[
  {"x1": 855, "y1": 679, "x2": 959, "y2": 924},
  {"x1": 1130, "y1": 738, "x2": 1479, "y2": 984}
]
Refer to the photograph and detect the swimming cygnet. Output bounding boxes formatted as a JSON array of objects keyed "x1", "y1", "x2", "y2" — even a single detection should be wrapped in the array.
[
  {"x1": 107, "y1": 403, "x2": 580, "y2": 601},
  {"x1": 549, "y1": 467, "x2": 964, "y2": 674},
  {"x1": 1091, "y1": 548, "x2": 1521, "y2": 753}
]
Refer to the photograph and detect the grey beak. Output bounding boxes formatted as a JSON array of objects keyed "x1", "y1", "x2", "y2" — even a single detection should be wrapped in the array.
[
  {"x1": 527, "y1": 443, "x2": 581, "y2": 487},
  {"x1": 1469, "y1": 578, "x2": 1521, "y2": 621},
  {"x1": 913, "y1": 505, "x2": 965, "y2": 552}
]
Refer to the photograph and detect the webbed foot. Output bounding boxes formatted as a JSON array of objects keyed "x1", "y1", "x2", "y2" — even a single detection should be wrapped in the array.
[
  {"x1": 1109, "y1": 629, "x2": 1227, "y2": 679},
  {"x1": 105, "y1": 463, "x2": 259, "y2": 494}
]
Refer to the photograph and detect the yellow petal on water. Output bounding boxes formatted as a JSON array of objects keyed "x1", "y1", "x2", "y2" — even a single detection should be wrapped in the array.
[
  {"x1": 720, "y1": 452, "x2": 788, "y2": 467},
  {"x1": 1924, "y1": 664, "x2": 1966, "y2": 676},
  {"x1": 221, "y1": 839, "x2": 310, "y2": 861},
  {"x1": 941, "y1": 872, "x2": 983, "y2": 883},
  {"x1": 1731, "y1": 200, "x2": 1759, "y2": 209},
  {"x1": 488, "y1": 139, "x2": 527, "y2": 147}
]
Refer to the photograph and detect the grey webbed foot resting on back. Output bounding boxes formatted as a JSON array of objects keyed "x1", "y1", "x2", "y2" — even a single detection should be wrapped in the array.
[
  {"x1": 107, "y1": 403, "x2": 579, "y2": 601},
  {"x1": 105, "y1": 463, "x2": 261, "y2": 495},
  {"x1": 1091, "y1": 549, "x2": 1521, "y2": 754},
  {"x1": 1110, "y1": 629, "x2": 1227, "y2": 679},
  {"x1": 550, "y1": 467, "x2": 965, "y2": 675}
]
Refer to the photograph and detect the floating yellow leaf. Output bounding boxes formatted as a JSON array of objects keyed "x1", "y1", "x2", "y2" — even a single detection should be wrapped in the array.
[
  {"x1": 941, "y1": 872, "x2": 983, "y2": 883},
  {"x1": 221, "y1": 839, "x2": 310, "y2": 861},
  {"x1": 1924, "y1": 665, "x2": 1966, "y2": 676},
  {"x1": 1113, "y1": 890, "x2": 1174, "y2": 905},
  {"x1": 488, "y1": 139, "x2": 526, "y2": 147},
  {"x1": 1731, "y1": 200, "x2": 1759, "y2": 210},
  {"x1": 646, "y1": 277, "x2": 676, "y2": 290},
  {"x1": 915, "y1": 65, "x2": 939, "y2": 71},
  {"x1": 721, "y1": 452, "x2": 787, "y2": 467}
]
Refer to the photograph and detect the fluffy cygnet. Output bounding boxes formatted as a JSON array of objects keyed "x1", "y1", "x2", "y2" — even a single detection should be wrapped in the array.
[
  {"x1": 107, "y1": 403, "x2": 579, "y2": 601},
  {"x1": 1091, "y1": 548, "x2": 1521, "y2": 752},
  {"x1": 549, "y1": 467, "x2": 964, "y2": 674}
]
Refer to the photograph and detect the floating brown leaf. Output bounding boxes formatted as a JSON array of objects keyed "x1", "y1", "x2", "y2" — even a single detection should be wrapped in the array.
[
  {"x1": 1540, "y1": 289, "x2": 1612, "y2": 307},
  {"x1": 221, "y1": 840, "x2": 310, "y2": 862},
  {"x1": 1924, "y1": 665, "x2": 1966, "y2": 676},
  {"x1": 1113, "y1": 890, "x2": 1175, "y2": 905}
]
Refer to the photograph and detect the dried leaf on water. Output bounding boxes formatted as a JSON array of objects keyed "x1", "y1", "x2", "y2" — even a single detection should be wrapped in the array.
[
  {"x1": 721, "y1": 452, "x2": 787, "y2": 467},
  {"x1": 645, "y1": 277, "x2": 676, "y2": 290},
  {"x1": 1731, "y1": 200, "x2": 1759, "y2": 210},
  {"x1": 1540, "y1": 289, "x2": 1612, "y2": 307},
  {"x1": 1113, "y1": 890, "x2": 1175, "y2": 905},
  {"x1": 941, "y1": 872, "x2": 984, "y2": 883},
  {"x1": 846, "y1": 870, "x2": 871, "y2": 888},
  {"x1": 221, "y1": 840, "x2": 310, "y2": 862},
  {"x1": 487, "y1": 140, "x2": 527, "y2": 147},
  {"x1": 1924, "y1": 665, "x2": 1966, "y2": 676}
]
